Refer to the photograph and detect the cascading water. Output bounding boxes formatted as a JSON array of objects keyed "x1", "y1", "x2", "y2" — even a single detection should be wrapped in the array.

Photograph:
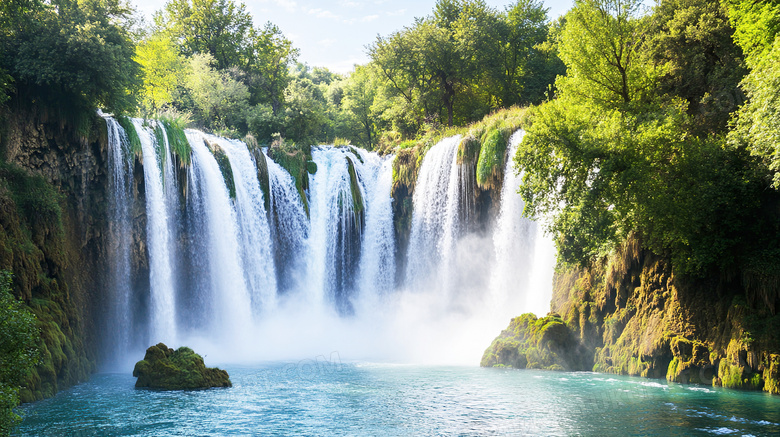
[
  {"x1": 212, "y1": 137, "x2": 277, "y2": 313},
  {"x1": 134, "y1": 119, "x2": 178, "y2": 345},
  {"x1": 355, "y1": 150, "x2": 396, "y2": 299},
  {"x1": 102, "y1": 119, "x2": 555, "y2": 365},
  {"x1": 489, "y1": 130, "x2": 537, "y2": 311},
  {"x1": 101, "y1": 113, "x2": 134, "y2": 363},
  {"x1": 265, "y1": 152, "x2": 309, "y2": 295},
  {"x1": 306, "y1": 147, "x2": 365, "y2": 314},
  {"x1": 405, "y1": 135, "x2": 463, "y2": 291},
  {"x1": 185, "y1": 131, "x2": 253, "y2": 343}
]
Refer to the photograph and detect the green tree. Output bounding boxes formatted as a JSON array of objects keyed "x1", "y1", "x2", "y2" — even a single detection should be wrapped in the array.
[
  {"x1": 0, "y1": 271, "x2": 39, "y2": 436},
  {"x1": 9, "y1": 0, "x2": 140, "y2": 113},
  {"x1": 135, "y1": 33, "x2": 188, "y2": 114},
  {"x1": 557, "y1": 0, "x2": 654, "y2": 109},
  {"x1": 341, "y1": 65, "x2": 382, "y2": 148},
  {"x1": 516, "y1": 0, "x2": 766, "y2": 273},
  {"x1": 244, "y1": 22, "x2": 298, "y2": 113},
  {"x1": 727, "y1": 0, "x2": 780, "y2": 64},
  {"x1": 728, "y1": 0, "x2": 780, "y2": 187},
  {"x1": 0, "y1": 0, "x2": 44, "y2": 103},
  {"x1": 494, "y1": 0, "x2": 554, "y2": 106},
  {"x1": 281, "y1": 76, "x2": 328, "y2": 144},
  {"x1": 157, "y1": 0, "x2": 252, "y2": 70},
  {"x1": 647, "y1": 0, "x2": 746, "y2": 134},
  {"x1": 184, "y1": 53, "x2": 249, "y2": 132}
]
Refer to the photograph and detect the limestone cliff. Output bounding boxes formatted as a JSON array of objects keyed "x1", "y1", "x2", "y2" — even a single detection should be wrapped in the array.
[
  {"x1": 0, "y1": 106, "x2": 110, "y2": 401},
  {"x1": 483, "y1": 236, "x2": 780, "y2": 394}
]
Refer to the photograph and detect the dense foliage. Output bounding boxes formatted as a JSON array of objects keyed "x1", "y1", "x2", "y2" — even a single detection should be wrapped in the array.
[
  {"x1": 131, "y1": 0, "x2": 562, "y2": 147},
  {"x1": 369, "y1": 0, "x2": 562, "y2": 132},
  {"x1": 1, "y1": 0, "x2": 140, "y2": 116},
  {"x1": 0, "y1": 271, "x2": 39, "y2": 435},
  {"x1": 515, "y1": 0, "x2": 780, "y2": 275}
]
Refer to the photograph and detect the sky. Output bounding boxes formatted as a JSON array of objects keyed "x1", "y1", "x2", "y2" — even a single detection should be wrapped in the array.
[{"x1": 132, "y1": 0, "x2": 574, "y2": 74}]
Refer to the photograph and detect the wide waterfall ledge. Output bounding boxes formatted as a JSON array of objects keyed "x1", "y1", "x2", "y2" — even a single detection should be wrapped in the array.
[{"x1": 101, "y1": 117, "x2": 553, "y2": 368}]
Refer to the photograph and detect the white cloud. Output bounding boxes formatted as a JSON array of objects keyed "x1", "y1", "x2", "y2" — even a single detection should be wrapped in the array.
[
  {"x1": 262, "y1": 0, "x2": 298, "y2": 13},
  {"x1": 307, "y1": 8, "x2": 339, "y2": 19},
  {"x1": 361, "y1": 14, "x2": 379, "y2": 22},
  {"x1": 317, "y1": 38, "x2": 338, "y2": 47},
  {"x1": 386, "y1": 9, "x2": 407, "y2": 17},
  {"x1": 338, "y1": 0, "x2": 362, "y2": 8}
]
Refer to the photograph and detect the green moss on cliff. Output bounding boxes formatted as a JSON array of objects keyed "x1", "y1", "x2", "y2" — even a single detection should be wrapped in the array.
[
  {"x1": 117, "y1": 116, "x2": 141, "y2": 157},
  {"x1": 345, "y1": 156, "x2": 365, "y2": 221},
  {"x1": 252, "y1": 149, "x2": 271, "y2": 211},
  {"x1": 476, "y1": 127, "x2": 512, "y2": 190},
  {"x1": 160, "y1": 120, "x2": 191, "y2": 166},
  {"x1": 481, "y1": 313, "x2": 591, "y2": 371},
  {"x1": 133, "y1": 343, "x2": 231, "y2": 390},
  {"x1": 666, "y1": 336, "x2": 711, "y2": 384},
  {"x1": 456, "y1": 134, "x2": 481, "y2": 166},
  {"x1": 348, "y1": 146, "x2": 364, "y2": 164},
  {"x1": 0, "y1": 163, "x2": 91, "y2": 403},
  {"x1": 764, "y1": 355, "x2": 780, "y2": 394},
  {"x1": 543, "y1": 235, "x2": 780, "y2": 394},
  {"x1": 268, "y1": 143, "x2": 314, "y2": 216},
  {"x1": 207, "y1": 142, "x2": 236, "y2": 199}
]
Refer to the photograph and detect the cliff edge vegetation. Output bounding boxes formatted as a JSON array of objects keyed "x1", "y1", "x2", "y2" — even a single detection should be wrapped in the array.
[{"x1": 484, "y1": 0, "x2": 780, "y2": 395}]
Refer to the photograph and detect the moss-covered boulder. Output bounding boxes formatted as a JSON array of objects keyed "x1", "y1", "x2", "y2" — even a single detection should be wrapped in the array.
[
  {"x1": 764, "y1": 354, "x2": 780, "y2": 394},
  {"x1": 132, "y1": 343, "x2": 231, "y2": 390},
  {"x1": 481, "y1": 313, "x2": 591, "y2": 371},
  {"x1": 666, "y1": 336, "x2": 712, "y2": 384}
]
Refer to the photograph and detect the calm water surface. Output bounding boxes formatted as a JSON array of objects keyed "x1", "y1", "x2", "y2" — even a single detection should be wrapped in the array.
[{"x1": 17, "y1": 362, "x2": 780, "y2": 436}]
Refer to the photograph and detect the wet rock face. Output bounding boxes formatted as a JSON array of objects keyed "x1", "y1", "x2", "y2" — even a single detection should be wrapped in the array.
[
  {"x1": 545, "y1": 236, "x2": 780, "y2": 394},
  {"x1": 133, "y1": 343, "x2": 232, "y2": 390},
  {"x1": 0, "y1": 108, "x2": 110, "y2": 401}
]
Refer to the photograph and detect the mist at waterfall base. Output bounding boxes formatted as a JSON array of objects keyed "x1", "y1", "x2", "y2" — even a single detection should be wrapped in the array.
[{"x1": 101, "y1": 117, "x2": 555, "y2": 369}]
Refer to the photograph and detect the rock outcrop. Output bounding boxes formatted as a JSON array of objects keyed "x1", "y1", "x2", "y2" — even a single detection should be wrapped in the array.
[
  {"x1": 0, "y1": 106, "x2": 108, "y2": 401},
  {"x1": 483, "y1": 236, "x2": 780, "y2": 395},
  {"x1": 133, "y1": 343, "x2": 231, "y2": 390},
  {"x1": 481, "y1": 313, "x2": 591, "y2": 371}
]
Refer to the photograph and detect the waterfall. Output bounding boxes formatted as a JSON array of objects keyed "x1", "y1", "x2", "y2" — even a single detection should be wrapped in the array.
[
  {"x1": 355, "y1": 150, "x2": 396, "y2": 298},
  {"x1": 101, "y1": 120, "x2": 556, "y2": 365},
  {"x1": 265, "y1": 152, "x2": 309, "y2": 295},
  {"x1": 101, "y1": 114, "x2": 134, "y2": 361},
  {"x1": 185, "y1": 131, "x2": 253, "y2": 341},
  {"x1": 526, "y1": 222, "x2": 557, "y2": 316},
  {"x1": 306, "y1": 147, "x2": 365, "y2": 314},
  {"x1": 489, "y1": 130, "x2": 536, "y2": 310},
  {"x1": 211, "y1": 137, "x2": 277, "y2": 313},
  {"x1": 405, "y1": 135, "x2": 462, "y2": 290},
  {"x1": 134, "y1": 119, "x2": 177, "y2": 344}
]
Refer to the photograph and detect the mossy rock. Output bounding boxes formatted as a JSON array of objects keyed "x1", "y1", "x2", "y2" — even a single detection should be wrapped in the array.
[
  {"x1": 475, "y1": 127, "x2": 511, "y2": 190},
  {"x1": 481, "y1": 313, "x2": 590, "y2": 371},
  {"x1": 160, "y1": 120, "x2": 191, "y2": 166},
  {"x1": 268, "y1": 144, "x2": 313, "y2": 216},
  {"x1": 345, "y1": 156, "x2": 365, "y2": 218},
  {"x1": 252, "y1": 149, "x2": 271, "y2": 211},
  {"x1": 456, "y1": 133, "x2": 481, "y2": 166},
  {"x1": 764, "y1": 354, "x2": 780, "y2": 394},
  {"x1": 132, "y1": 343, "x2": 232, "y2": 390},
  {"x1": 117, "y1": 116, "x2": 142, "y2": 157},
  {"x1": 207, "y1": 141, "x2": 236, "y2": 199},
  {"x1": 665, "y1": 336, "x2": 711, "y2": 384}
]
